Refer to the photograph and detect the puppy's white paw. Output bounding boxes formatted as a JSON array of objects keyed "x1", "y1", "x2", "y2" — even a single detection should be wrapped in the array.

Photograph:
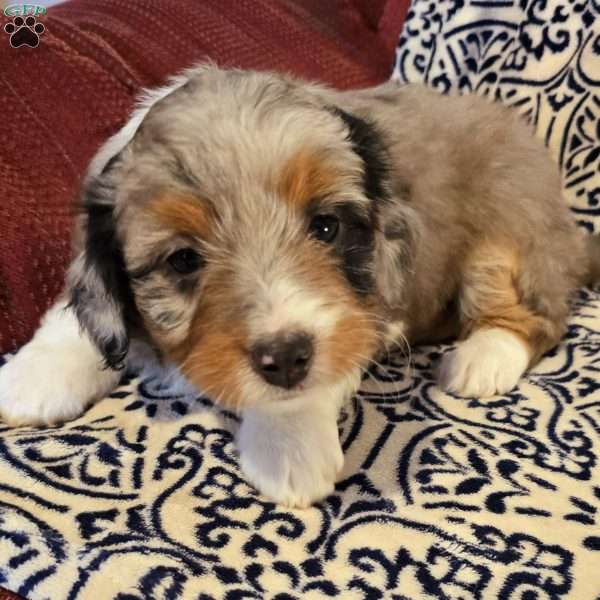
[
  {"x1": 238, "y1": 406, "x2": 343, "y2": 508},
  {"x1": 439, "y1": 327, "x2": 530, "y2": 398},
  {"x1": 0, "y1": 303, "x2": 120, "y2": 427},
  {"x1": 0, "y1": 343, "x2": 119, "y2": 427}
]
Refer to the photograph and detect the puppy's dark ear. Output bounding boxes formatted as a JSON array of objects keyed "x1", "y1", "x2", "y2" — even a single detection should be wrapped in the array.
[
  {"x1": 329, "y1": 106, "x2": 389, "y2": 202},
  {"x1": 67, "y1": 157, "x2": 135, "y2": 369},
  {"x1": 331, "y1": 106, "x2": 414, "y2": 307}
]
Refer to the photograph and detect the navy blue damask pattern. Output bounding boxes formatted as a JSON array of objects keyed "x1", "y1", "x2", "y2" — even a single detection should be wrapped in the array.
[
  {"x1": 0, "y1": 289, "x2": 599, "y2": 598},
  {"x1": 0, "y1": 2, "x2": 599, "y2": 597},
  {"x1": 393, "y1": 0, "x2": 600, "y2": 233}
]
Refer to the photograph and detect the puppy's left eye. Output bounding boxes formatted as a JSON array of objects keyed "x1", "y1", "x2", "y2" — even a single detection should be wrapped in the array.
[
  {"x1": 309, "y1": 214, "x2": 339, "y2": 243},
  {"x1": 167, "y1": 248, "x2": 203, "y2": 274}
]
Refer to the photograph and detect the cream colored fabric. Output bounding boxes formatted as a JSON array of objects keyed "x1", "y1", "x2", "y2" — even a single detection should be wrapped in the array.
[{"x1": 1, "y1": 290, "x2": 599, "y2": 599}]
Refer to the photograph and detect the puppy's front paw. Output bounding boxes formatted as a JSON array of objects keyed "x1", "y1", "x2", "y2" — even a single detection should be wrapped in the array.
[
  {"x1": 439, "y1": 327, "x2": 530, "y2": 398},
  {"x1": 0, "y1": 342, "x2": 119, "y2": 427},
  {"x1": 238, "y1": 408, "x2": 343, "y2": 508}
]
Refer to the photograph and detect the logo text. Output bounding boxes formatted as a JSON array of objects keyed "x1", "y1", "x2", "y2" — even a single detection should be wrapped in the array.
[{"x1": 3, "y1": 4, "x2": 47, "y2": 17}]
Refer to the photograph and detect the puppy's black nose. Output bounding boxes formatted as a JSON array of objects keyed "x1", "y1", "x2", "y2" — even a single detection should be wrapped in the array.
[{"x1": 250, "y1": 333, "x2": 314, "y2": 389}]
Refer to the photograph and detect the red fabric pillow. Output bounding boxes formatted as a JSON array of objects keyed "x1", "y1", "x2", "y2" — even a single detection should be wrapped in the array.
[{"x1": 0, "y1": 0, "x2": 409, "y2": 354}]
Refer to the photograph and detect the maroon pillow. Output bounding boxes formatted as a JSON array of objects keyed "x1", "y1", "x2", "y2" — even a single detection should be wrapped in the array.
[{"x1": 0, "y1": 0, "x2": 409, "y2": 354}]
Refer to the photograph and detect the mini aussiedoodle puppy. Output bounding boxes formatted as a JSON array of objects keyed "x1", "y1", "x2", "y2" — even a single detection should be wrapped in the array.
[{"x1": 0, "y1": 65, "x2": 598, "y2": 507}]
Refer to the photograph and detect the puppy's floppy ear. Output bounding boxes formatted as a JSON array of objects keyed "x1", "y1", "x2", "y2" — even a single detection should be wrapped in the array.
[
  {"x1": 331, "y1": 106, "x2": 415, "y2": 307},
  {"x1": 329, "y1": 106, "x2": 389, "y2": 202},
  {"x1": 373, "y1": 191, "x2": 417, "y2": 307},
  {"x1": 67, "y1": 156, "x2": 136, "y2": 369}
]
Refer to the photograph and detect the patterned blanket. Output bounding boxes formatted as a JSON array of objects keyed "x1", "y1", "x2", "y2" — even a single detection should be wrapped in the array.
[{"x1": 1, "y1": 1, "x2": 599, "y2": 598}]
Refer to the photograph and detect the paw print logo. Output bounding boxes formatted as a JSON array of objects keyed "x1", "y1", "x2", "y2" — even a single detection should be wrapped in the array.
[{"x1": 4, "y1": 15, "x2": 45, "y2": 48}]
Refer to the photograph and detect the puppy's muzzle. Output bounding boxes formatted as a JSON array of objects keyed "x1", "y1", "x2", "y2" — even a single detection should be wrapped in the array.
[{"x1": 250, "y1": 332, "x2": 314, "y2": 389}]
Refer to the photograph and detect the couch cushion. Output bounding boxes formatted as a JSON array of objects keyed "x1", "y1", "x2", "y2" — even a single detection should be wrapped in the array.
[
  {"x1": 288, "y1": 0, "x2": 411, "y2": 60},
  {"x1": 0, "y1": 0, "x2": 409, "y2": 354}
]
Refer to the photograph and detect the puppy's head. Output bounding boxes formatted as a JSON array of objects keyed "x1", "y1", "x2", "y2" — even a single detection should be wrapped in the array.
[{"x1": 69, "y1": 67, "x2": 410, "y2": 409}]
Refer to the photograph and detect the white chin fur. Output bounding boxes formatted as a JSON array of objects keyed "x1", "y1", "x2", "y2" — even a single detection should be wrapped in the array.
[
  {"x1": 0, "y1": 301, "x2": 120, "y2": 426},
  {"x1": 439, "y1": 327, "x2": 530, "y2": 398}
]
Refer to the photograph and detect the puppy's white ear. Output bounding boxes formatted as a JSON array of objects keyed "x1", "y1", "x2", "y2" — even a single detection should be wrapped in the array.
[{"x1": 67, "y1": 157, "x2": 135, "y2": 369}]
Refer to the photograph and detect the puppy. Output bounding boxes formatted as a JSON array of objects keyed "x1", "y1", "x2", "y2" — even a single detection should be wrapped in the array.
[{"x1": 0, "y1": 66, "x2": 597, "y2": 507}]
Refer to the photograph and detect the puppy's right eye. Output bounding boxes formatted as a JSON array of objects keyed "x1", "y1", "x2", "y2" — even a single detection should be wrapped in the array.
[
  {"x1": 309, "y1": 214, "x2": 339, "y2": 244},
  {"x1": 167, "y1": 248, "x2": 203, "y2": 274}
]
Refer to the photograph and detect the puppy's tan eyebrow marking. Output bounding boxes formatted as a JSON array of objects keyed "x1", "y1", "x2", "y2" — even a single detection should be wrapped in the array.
[
  {"x1": 146, "y1": 193, "x2": 213, "y2": 238},
  {"x1": 276, "y1": 148, "x2": 340, "y2": 208}
]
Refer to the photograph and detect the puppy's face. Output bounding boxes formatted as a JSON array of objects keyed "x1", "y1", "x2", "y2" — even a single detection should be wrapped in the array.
[{"x1": 70, "y1": 68, "x2": 408, "y2": 409}]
